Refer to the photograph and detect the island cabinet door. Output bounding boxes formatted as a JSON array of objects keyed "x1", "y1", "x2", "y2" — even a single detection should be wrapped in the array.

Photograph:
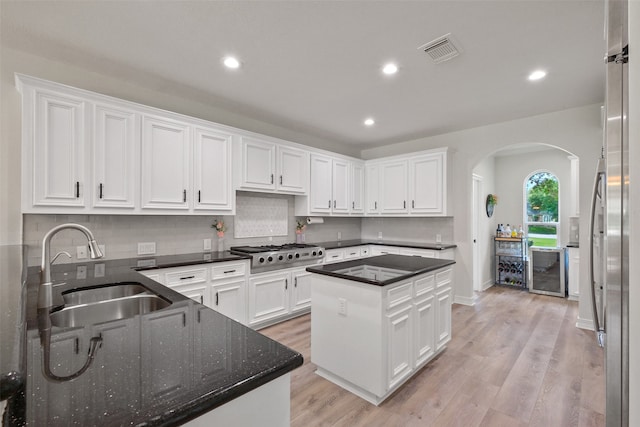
[
  {"x1": 386, "y1": 304, "x2": 414, "y2": 390},
  {"x1": 89, "y1": 319, "x2": 140, "y2": 422},
  {"x1": 248, "y1": 272, "x2": 290, "y2": 327},
  {"x1": 435, "y1": 287, "x2": 452, "y2": 351},
  {"x1": 27, "y1": 330, "x2": 86, "y2": 426},
  {"x1": 211, "y1": 277, "x2": 247, "y2": 324},
  {"x1": 193, "y1": 306, "x2": 233, "y2": 384},
  {"x1": 140, "y1": 305, "x2": 192, "y2": 405},
  {"x1": 413, "y1": 295, "x2": 436, "y2": 366}
]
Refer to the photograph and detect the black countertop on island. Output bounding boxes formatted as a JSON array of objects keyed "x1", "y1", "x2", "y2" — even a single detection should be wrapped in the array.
[
  {"x1": 307, "y1": 254, "x2": 455, "y2": 286},
  {"x1": 2, "y1": 248, "x2": 302, "y2": 427},
  {"x1": 314, "y1": 239, "x2": 456, "y2": 251}
]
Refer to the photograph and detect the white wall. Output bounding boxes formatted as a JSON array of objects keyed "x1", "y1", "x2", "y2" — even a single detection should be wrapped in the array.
[
  {"x1": 472, "y1": 155, "x2": 497, "y2": 290},
  {"x1": 493, "y1": 148, "x2": 573, "y2": 245},
  {"x1": 628, "y1": 1, "x2": 638, "y2": 425},
  {"x1": 361, "y1": 104, "x2": 602, "y2": 318},
  {"x1": 0, "y1": 46, "x2": 356, "y2": 246}
]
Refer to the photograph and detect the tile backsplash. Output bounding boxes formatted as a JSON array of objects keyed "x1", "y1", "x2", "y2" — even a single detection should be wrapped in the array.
[{"x1": 23, "y1": 194, "x2": 453, "y2": 266}]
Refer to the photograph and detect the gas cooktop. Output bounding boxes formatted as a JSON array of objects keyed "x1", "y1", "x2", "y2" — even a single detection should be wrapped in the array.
[{"x1": 230, "y1": 243, "x2": 325, "y2": 269}]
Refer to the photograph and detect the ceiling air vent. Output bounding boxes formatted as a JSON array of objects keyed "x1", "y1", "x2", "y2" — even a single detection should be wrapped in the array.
[{"x1": 418, "y1": 33, "x2": 461, "y2": 64}]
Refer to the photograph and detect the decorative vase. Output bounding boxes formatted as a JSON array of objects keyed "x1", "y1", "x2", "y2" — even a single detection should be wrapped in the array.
[
  {"x1": 217, "y1": 232, "x2": 225, "y2": 252},
  {"x1": 296, "y1": 233, "x2": 304, "y2": 244}
]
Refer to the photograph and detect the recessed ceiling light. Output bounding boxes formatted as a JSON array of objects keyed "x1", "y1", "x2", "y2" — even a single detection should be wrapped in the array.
[
  {"x1": 364, "y1": 118, "x2": 375, "y2": 126},
  {"x1": 382, "y1": 63, "x2": 398, "y2": 75},
  {"x1": 223, "y1": 56, "x2": 241, "y2": 69},
  {"x1": 528, "y1": 70, "x2": 547, "y2": 81}
]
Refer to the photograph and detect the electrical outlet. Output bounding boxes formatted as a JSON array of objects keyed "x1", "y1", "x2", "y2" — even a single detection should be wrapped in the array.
[
  {"x1": 337, "y1": 231, "x2": 342, "y2": 241},
  {"x1": 94, "y1": 263, "x2": 105, "y2": 278},
  {"x1": 76, "y1": 265, "x2": 87, "y2": 280},
  {"x1": 203, "y1": 239, "x2": 212, "y2": 251},
  {"x1": 137, "y1": 242, "x2": 156, "y2": 255},
  {"x1": 378, "y1": 231, "x2": 383, "y2": 240},
  {"x1": 76, "y1": 245, "x2": 87, "y2": 260},
  {"x1": 338, "y1": 298, "x2": 347, "y2": 316},
  {"x1": 436, "y1": 234, "x2": 442, "y2": 243}
]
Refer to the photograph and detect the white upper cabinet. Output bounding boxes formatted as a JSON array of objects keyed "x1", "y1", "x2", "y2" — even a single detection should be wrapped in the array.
[
  {"x1": 351, "y1": 161, "x2": 365, "y2": 214},
  {"x1": 277, "y1": 146, "x2": 308, "y2": 193},
  {"x1": 365, "y1": 164, "x2": 380, "y2": 214},
  {"x1": 380, "y1": 160, "x2": 409, "y2": 214},
  {"x1": 141, "y1": 115, "x2": 191, "y2": 210},
  {"x1": 332, "y1": 158, "x2": 350, "y2": 214},
  {"x1": 409, "y1": 152, "x2": 445, "y2": 215},
  {"x1": 193, "y1": 126, "x2": 233, "y2": 211},
  {"x1": 240, "y1": 136, "x2": 277, "y2": 190},
  {"x1": 303, "y1": 154, "x2": 353, "y2": 215},
  {"x1": 308, "y1": 154, "x2": 333, "y2": 213},
  {"x1": 92, "y1": 102, "x2": 138, "y2": 209},
  {"x1": 20, "y1": 83, "x2": 88, "y2": 211},
  {"x1": 366, "y1": 148, "x2": 451, "y2": 217},
  {"x1": 237, "y1": 136, "x2": 309, "y2": 194}
]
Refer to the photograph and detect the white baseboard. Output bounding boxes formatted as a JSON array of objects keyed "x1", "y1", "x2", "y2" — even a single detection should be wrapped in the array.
[
  {"x1": 576, "y1": 316, "x2": 595, "y2": 331},
  {"x1": 481, "y1": 280, "x2": 494, "y2": 291},
  {"x1": 454, "y1": 294, "x2": 476, "y2": 306}
]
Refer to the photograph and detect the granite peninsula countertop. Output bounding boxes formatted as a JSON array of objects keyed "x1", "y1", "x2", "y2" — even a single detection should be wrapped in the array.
[
  {"x1": 307, "y1": 254, "x2": 455, "y2": 286},
  {"x1": 1, "y1": 249, "x2": 302, "y2": 427},
  {"x1": 313, "y1": 239, "x2": 456, "y2": 251}
]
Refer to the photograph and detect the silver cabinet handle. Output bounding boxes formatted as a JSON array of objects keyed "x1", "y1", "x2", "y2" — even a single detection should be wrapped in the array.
[
  {"x1": 285, "y1": 278, "x2": 288, "y2": 290},
  {"x1": 334, "y1": 200, "x2": 336, "y2": 208},
  {"x1": 99, "y1": 183, "x2": 103, "y2": 199},
  {"x1": 215, "y1": 292, "x2": 219, "y2": 306},
  {"x1": 294, "y1": 277, "x2": 298, "y2": 287},
  {"x1": 280, "y1": 175, "x2": 283, "y2": 185},
  {"x1": 375, "y1": 201, "x2": 377, "y2": 209},
  {"x1": 412, "y1": 200, "x2": 415, "y2": 208},
  {"x1": 180, "y1": 275, "x2": 195, "y2": 280},
  {"x1": 183, "y1": 189, "x2": 187, "y2": 202},
  {"x1": 271, "y1": 174, "x2": 274, "y2": 184},
  {"x1": 352, "y1": 201, "x2": 355, "y2": 209},
  {"x1": 403, "y1": 200, "x2": 406, "y2": 209},
  {"x1": 328, "y1": 200, "x2": 331, "y2": 208},
  {"x1": 223, "y1": 269, "x2": 236, "y2": 274}
]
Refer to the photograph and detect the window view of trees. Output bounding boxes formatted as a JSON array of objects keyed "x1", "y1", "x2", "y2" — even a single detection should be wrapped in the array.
[{"x1": 525, "y1": 172, "x2": 559, "y2": 247}]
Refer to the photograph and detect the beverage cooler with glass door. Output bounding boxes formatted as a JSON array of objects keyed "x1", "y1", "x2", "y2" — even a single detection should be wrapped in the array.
[{"x1": 529, "y1": 247, "x2": 566, "y2": 297}]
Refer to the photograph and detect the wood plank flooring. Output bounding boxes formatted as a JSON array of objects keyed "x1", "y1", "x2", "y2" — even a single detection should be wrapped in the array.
[{"x1": 260, "y1": 286, "x2": 605, "y2": 427}]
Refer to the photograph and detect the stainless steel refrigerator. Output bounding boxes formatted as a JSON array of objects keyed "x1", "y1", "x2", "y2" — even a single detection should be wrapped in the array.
[{"x1": 590, "y1": 0, "x2": 629, "y2": 425}]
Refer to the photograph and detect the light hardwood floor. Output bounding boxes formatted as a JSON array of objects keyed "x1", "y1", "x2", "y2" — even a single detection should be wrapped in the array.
[{"x1": 261, "y1": 286, "x2": 605, "y2": 427}]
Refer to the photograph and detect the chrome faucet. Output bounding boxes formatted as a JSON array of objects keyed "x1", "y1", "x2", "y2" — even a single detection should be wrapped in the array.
[{"x1": 39, "y1": 223, "x2": 103, "y2": 309}]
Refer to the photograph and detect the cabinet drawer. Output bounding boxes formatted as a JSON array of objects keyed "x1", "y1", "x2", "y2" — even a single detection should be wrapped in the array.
[
  {"x1": 165, "y1": 268, "x2": 207, "y2": 286},
  {"x1": 385, "y1": 281, "x2": 413, "y2": 311},
  {"x1": 211, "y1": 262, "x2": 247, "y2": 280},
  {"x1": 436, "y1": 268, "x2": 452, "y2": 288},
  {"x1": 414, "y1": 273, "x2": 435, "y2": 297},
  {"x1": 344, "y1": 247, "x2": 361, "y2": 259},
  {"x1": 325, "y1": 249, "x2": 345, "y2": 263}
]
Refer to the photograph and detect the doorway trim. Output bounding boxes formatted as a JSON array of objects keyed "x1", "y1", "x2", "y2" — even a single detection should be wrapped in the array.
[{"x1": 472, "y1": 174, "x2": 483, "y2": 292}]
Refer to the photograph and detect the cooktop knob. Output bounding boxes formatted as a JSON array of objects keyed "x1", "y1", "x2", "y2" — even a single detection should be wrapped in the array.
[
  {"x1": 295, "y1": 253, "x2": 300, "y2": 259},
  {"x1": 318, "y1": 250, "x2": 323, "y2": 256},
  {"x1": 278, "y1": 255, "x2": 284, "y2": 261},
  {"x1": 288, "y1": 254, "x2": 293, "y2": 260},
  {"x1": 312, "y1": 251, "x2": 317, "y2": 256},
  {"x1": 267, "y1": 256, "x2": 273, "y2": 262},
  {"x1": 259, "y1": 257, "x2": 265, "y2": 263}
]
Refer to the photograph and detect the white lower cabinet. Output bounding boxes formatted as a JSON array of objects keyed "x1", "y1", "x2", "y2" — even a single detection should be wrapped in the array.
[
  {"x1": 139, "y1": 260, "x2": 249, "y2": 325},
  {"x1": 386, "y1": 304, "x2": 413, "y2": 389},
  {"x1": 311, "y1": 266, "x2": 453, "y2": 405},
  {"x1": 140, "y1": 305, "x2": 191, "y2": 405},
  {"x1": 370, "y1": 245, "x2": 401, "y2": 256},
  {"x1": 247, "y1": 267, "x2": 313, "y2": 328},
  {"x1": 211, "y1": 278, "x2": 246, "y2": 324}
]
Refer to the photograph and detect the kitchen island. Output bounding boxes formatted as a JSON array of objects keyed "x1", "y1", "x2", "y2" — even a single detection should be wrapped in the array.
[
  {"x1": 2, "y1": 248, "x2": 302, "y2": 427},
  {"x1": 306, "y1": 254, "x2": 455, "y2": 405}
]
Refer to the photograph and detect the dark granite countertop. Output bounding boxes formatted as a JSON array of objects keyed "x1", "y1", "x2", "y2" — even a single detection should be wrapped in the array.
[
  {"x1": 313, "y1": 239, "x2": 457, "y2": 251},
  {"x1": 3, "y1": 250, "x2": 302, "y2": 426},
  {"x1": 307, "y1": 254, "x2": 455, "y2": 286}
]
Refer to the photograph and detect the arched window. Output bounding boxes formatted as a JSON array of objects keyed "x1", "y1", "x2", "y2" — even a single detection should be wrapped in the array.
[{"x1": 525, "y1": 171, "x2": 559, "y2": 247}]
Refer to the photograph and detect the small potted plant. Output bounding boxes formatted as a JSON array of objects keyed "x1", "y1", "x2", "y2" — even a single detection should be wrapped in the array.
[
  {"x1": 212, "y1": 219, "x2": 227, "y2": 251},
  {"x1": 295, "y1": 220, "x2": 306, "y2": 243}
]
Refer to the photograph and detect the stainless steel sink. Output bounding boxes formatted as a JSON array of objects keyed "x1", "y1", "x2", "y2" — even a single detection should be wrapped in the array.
[
  {"x1": 50, "y1": 294, "x2": 171, "y2": 327},
  {"x1": 62, "y1": 283, "x2": 149, "y2": 306}
]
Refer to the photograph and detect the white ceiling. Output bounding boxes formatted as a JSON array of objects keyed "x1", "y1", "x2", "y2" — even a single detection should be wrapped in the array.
[{"x1": 1, "y1": 1, "x2": 605, "y2": 148}]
